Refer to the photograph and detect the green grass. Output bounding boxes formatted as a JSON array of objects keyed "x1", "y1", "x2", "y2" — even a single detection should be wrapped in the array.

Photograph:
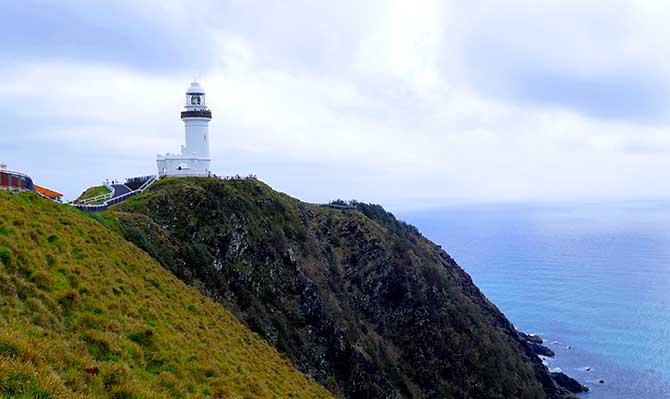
[
  {"x1": 0, "y1": 191, "x2": 335, "y2": 399},
  {"x1": 76, "y1": 186, "x2": 111, "y2": 203}
]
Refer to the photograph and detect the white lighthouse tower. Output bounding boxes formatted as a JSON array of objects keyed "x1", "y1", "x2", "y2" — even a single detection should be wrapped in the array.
[{"x1": 156, "y1": 81, "x2": 212, "y2": 177}]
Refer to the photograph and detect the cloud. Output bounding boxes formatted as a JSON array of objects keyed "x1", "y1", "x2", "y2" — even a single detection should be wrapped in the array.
[
  {"x1": 1, "y1": 1, "x2": 670, "y2": 208},
  {"x1": 454, "y1": 0, "x2": 670, "y2": 123},
  {"x1": 1, "y1": 0, "x2": 217, "y2": 73}
]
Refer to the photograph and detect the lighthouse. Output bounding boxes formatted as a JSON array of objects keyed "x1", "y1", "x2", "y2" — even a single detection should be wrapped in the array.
[{"x1": 156, "y1": 81, "x2": 212, "y2": 177}]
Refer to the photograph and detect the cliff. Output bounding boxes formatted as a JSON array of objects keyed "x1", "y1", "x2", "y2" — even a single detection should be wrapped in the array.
[
  {"x1": 0, "y1": 191, "x2": 334, "y2": 399},
  {"x1": 110, "y1": 177, "x2": 576, "y2": 399}
]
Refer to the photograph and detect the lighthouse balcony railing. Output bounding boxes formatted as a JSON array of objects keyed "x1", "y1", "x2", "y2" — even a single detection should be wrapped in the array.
[{"x1": 181, "y1": 110, "x2": 212, "y2": 118}]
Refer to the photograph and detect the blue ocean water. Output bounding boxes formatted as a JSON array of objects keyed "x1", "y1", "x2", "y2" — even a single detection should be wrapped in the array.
[{"x1": 400, "y1": 201, "x2": 670, "y2": 399}]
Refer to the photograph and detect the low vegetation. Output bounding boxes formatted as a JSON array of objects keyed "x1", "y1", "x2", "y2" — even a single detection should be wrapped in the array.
[
  {"x1": 0, "y1": 191, "x2": 334, "y2": 399},
  {"x1": 76, "y1": 185, "x2": 111, "y2": 203},
  {"x1": 109, "y1": 177, "x2": 570, "y2": 399}
]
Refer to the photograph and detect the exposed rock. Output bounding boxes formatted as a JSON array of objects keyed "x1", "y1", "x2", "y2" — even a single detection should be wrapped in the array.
[
  {"x1": 112, "y1": 177, "x2": 577, "y2": 399},
  {"x1": 530, "y1": 342, "x2": 556, "y2": 357},
  {"x1": 519, "y1": 331, "x2": 544, "y2": 344},
  {"x1": 551, "y1": 372, "x2": 589, "y2": 393}
]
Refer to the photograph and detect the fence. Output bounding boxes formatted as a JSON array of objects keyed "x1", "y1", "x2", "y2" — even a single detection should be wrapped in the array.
[{"x1": 74, "y1": 175, "x2": 158, "y2": 213}]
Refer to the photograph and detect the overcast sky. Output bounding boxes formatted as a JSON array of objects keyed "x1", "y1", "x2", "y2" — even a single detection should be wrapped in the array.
[{"x1": 2, "y1": 0, "x2": 669, "y2": 209}]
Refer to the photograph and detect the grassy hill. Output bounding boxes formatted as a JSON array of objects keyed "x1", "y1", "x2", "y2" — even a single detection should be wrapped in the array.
[
  {"x1": 0, "y1": 191, "x2": 335, "y2": 399},
  {"x1": 75, "y1": 185, "x2": 111, "y2": 203}
]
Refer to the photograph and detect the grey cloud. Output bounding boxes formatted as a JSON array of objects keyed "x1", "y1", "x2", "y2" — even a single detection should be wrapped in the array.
[
  {"x1": 465, "y1": 51, "x2": 669, "y2": 124},
  {"x1": 1, "y1": 0, "x2": 218, "y2": 73},
  {"x1": 456, "y1": 3, "x2": 670, "y2": 124},
  {"x1": 619, "y1": 140, "x2": 670, "y2": 154}
]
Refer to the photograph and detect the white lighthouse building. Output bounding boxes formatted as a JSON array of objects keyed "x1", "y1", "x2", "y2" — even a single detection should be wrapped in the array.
[{"x1": 156, "y1": 81, "x2": 212, "y2": 177}]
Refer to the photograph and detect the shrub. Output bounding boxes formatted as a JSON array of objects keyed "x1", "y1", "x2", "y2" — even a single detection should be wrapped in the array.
[
  {"x1": 45, "y1": 254, "x2": 56, "y2": 268},
  {"x1": 0, "y1": 371, "x2": 34, "y2": 395},
  {"x1": 0, "y1": 340, "x2": 20, "y2": 358},
  {"x1": 112, "y1": 390, "x2": 134, "y2": 399},
  {"x1": 127, "y1": 328, "x2": 154, "y2": 348},
  {"x1": 103, "y1": 364, "x2": 132, "y2": 389},
  {"x1": 74, "y1": 312, "x2": 104, "y2": 330},
  {"x1": 81, "y1": 330, "x2": 119, "y2": 361},
  {"x1": 30, "y1": 270, "x2": 54, "y2": 291},
  {"x1": 0, "y1": 359, "x2": 51, "y2": 398},
  {"x1": 0, "y1": 246, "x2": 11, "y2": 266},
  {"x1": 57, "y1": 290, "x2": 79, "y2": 309}
]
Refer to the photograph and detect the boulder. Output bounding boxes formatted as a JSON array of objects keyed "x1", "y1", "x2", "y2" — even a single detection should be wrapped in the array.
[
  {"x1": 551, "y1": 372, "x2": 589, "y2": 393},
  {"x1": 530, "y1": 342, "x2": 555, "y2": 357},
  {"x1": 518, "y1": 331, "x2": 544, "y2": 344}
]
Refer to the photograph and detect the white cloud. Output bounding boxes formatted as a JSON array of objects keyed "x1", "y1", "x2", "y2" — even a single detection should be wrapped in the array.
[
  {"x1": 2, "y1": 1, "x2": 670, "y2": 208},
  {"x1": 356, "y1": 0, "x2": 445, "y2": 94}
]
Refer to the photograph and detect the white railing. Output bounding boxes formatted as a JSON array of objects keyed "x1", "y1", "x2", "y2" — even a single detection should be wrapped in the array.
[
  {"x1": 136, "y1": 175, "x2": 158, "y2": 192},
  {"x1": 79, "y1": 191, "x2": 113, "y2": 205},
  {"x1": 1, "y1": 169, "x2": 32, "y2": 180},
  {"x1": 73, "y1": 175, "x2": 158, "y2": 212}
]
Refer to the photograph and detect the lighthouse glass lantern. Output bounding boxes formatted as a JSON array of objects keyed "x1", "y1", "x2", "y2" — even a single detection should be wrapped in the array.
[{"x1": 186, "y1": 91, "x2": 205, "y2": 109}]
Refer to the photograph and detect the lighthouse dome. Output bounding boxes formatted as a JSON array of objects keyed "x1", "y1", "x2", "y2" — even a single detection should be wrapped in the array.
[{"x1": 186, "y1": 81, "x2": 205, "y2": 95}]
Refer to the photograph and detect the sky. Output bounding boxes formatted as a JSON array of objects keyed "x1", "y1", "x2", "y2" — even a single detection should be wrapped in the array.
[{"x1": 1, "y1": 0, "x2": 669, "y2": 210}]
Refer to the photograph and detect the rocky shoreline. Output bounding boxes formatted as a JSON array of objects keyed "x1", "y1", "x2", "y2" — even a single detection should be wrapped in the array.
[{"x1": 518, "y1": 331, "x2": 590, "y2": 395}]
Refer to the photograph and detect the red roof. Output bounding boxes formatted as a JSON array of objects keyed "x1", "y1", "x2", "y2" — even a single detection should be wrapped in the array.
[{"x1": 35, "y1": 185, "x2": 63, "y2": 198}]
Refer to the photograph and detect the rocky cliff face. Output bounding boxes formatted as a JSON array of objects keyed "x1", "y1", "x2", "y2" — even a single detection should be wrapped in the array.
[{"x1": 110, "y1": 177, "x2": 575, "y2": 399}]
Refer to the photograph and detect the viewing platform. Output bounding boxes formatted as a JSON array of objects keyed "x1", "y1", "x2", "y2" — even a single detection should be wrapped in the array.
[{"x1": 72, "y1": 175, "x2": 158, "y2": 212}]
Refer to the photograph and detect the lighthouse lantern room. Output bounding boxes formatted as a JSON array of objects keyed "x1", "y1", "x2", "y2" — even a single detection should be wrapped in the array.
[{"x1": 156, "y1": 81, "x2": 212, "y2": 177}]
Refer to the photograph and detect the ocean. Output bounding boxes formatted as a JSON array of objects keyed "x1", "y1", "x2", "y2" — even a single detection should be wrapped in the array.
[{"x1": 400, "y1": 201, "x2": 670, "y2": 399}]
